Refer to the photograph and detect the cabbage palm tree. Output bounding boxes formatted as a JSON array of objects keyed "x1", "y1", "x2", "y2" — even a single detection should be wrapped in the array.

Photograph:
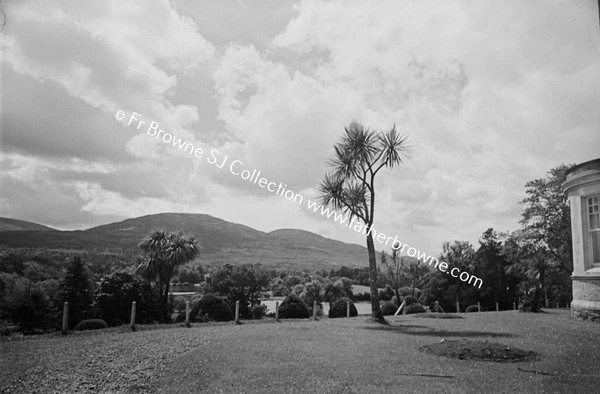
[
  {"x1": 137, "y1": 229, "x2": 199, "y2": 322},
  {"x1": 319, "y1": 122, "x2": 410, "y2": 323}
]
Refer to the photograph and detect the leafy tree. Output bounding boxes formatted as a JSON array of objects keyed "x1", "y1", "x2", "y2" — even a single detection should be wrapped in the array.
[
  {"x1": 318, "y1": 122, "x2": 410, "y2": 323},
  {"x1": 475, "y1": 229, "x2": 511, "y2": 310},
  {"x1": 95, "y1": 271, "x2": 159, "y2": 326},
  {"x1": 137, "y1": 230, "x2": 199, "y2": 323},
  {"x1": 380, "y1": 249, "x2": 409, "y2": 307},
  {"x1": 300, "y1": 279, "x2": 324, "y2": 310},
  {"x1": 518, "y1": 164, "x2": 574, "y2": 307},
  {"x1": 208, "y1": 263, "x2": 270, "y2": 318},
  {"x1": 324, "y1": 277, "x2": 353, "y2": 306},
  {"x1": 8, "y1": 288, "x2": 51, "y2": 334},
  {"x1": 177, "y1": 265, "x2": 204, "y2": 283},
  {"x1": 503, "y1": 232, "x2": 547, "y2": 312},
  {"x1": 421, "y1": 241, "x2": 477, "y2": 312},
  {"x1": 56, "y1": 256, "x2": 94, "y2": 328}
]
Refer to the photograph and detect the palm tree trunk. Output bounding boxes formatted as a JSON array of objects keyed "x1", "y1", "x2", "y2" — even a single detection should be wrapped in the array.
[
  {"x1": 161, "y1": 281, "x2": 171, "y2": 323},
  {"x1": 366, "y1": 232, "x2": 385, "y2": 323}
]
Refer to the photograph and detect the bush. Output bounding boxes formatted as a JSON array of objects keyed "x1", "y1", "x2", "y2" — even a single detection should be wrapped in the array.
[
  {"x1": 465, "y1": 304, "x2": 479, "y2": 313},
  {"x1": 8, "y1": 289, "x2": 52, "y2": 334},
  {"x1": 406, "y1": 303, "x2": 426, "y2": 314},
  {"x1": 329, "y1": 297, "x2": 358, "y2": 318},
  {"x1": 189, "y1": 294, "x2": 233, "y2": 322},
  {"x1": 381, "y1": 301, "x2": 398, "y2": 316},
  {"x1": 278, "y1": 293, "x2": 310, "y2": 319},
  {"x1": 403, "y1": 295, "x2": 416, "y2": 306},
  {"x1": 95, "y1": 272, "x2": 160, "y2": 326},
  {"x1": 250, "y1": 303, "x2": 267, "y2": 320},
  {"x1": 74, "y1": 319, "x2": 108, "y2": 331},
  {"x1": 391, "y1": 295, "x2": 403, "y2": 306},
  {"x1": 378, "y1": 285, "x2": 394, "y2": 301},
  {"x1": 173, "y1": 296, "x2": 187, "y2": 312}
]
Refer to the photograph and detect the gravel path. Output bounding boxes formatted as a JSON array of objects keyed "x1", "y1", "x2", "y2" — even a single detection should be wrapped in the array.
[{"x1": 0, "y1": 323, "x2": 235, "y2": 393}]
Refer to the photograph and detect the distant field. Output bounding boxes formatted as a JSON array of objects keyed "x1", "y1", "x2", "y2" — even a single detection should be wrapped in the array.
[
  {"x1": 352, "y1": 284, "x2": 371, "y2": 294},
  {"x1": 1, "y1": 310, "x2": 599, "y2": 393}
]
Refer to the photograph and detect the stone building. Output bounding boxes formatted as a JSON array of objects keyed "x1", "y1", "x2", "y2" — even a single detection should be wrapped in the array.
[{"x1": 563, "y1": 158, "x2": 600, "y2": 322}]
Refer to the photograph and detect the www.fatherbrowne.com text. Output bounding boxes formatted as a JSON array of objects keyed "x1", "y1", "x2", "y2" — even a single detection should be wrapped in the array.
[{"x1": 118, "y1": 110, "x2": 483, "y2": 289}]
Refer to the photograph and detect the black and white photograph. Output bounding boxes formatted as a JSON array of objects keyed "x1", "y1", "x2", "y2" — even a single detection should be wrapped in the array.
[{"x1": 1, "y1": 1, "x2": 600, "y2": 392}]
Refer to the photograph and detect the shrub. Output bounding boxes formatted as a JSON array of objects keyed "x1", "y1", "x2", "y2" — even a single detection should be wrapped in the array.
[
  {"x1": 329, "y1": 297, "x2": 358, "y2": 318},
  {"x1": 403, "y1": 295, "x2": 416, "y2": 305},
  {"x1": 173, "y1": 296, "x2": 187, "y2": 312},
  {"x1": 465, "y1": 304, "x2": 479, "y2": 313},
  {"x1": 8, "y1": 289, "x2": 52, "y2": 334},
  {"x1": 96, "y1": 272, "x2": 160, "y2": 326},
  {"x1": 189, "y1": 294, "x2": 233, "y2": 322},
  {"x1": 278, "y1": 293, "x2": 310, "y2": 319},
  {"x1": 74, "y1": 319, "x2": 108, "y2": 331},
  {"x1": 391, "y1": 295, "x2": 403, "y2": 306},
  {"x1": 250, "y1": 303, "x2": 267, "y2": 320},
  {"x1": 406, "y1": 303, "x2": 426, "y2": 314},
  {"x1": 381, "y1": 301, "x2": 398, "y2": 316},
  {"x1": 378, "y1": 285, "x2": 394, "y2": 301}
]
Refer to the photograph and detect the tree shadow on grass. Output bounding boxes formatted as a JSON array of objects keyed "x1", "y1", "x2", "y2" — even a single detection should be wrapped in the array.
[{"x1": 362, "y1": 323, "x2": 515, "y2": 338}]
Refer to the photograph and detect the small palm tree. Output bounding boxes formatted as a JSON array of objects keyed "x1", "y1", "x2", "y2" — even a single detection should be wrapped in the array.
[
  {"x1": 137, "y1": 229, "x2": 199, "y2": 322},
  {"x1": 319, "y1": 122, "x2": 410, "y2": 323}
]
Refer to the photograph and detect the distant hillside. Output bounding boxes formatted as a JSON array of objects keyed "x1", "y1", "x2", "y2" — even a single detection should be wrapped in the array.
[
  {"x1": 0, "y1": 213, "x2": 376, "y2": 270},
  {"x1": 0, "y1": 218, "x2": 57, "y2": 232}
]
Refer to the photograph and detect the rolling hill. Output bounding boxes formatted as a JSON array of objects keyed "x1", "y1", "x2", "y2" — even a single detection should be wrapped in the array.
[
  {"x1": 0, "y1": 213, "x2": 375, "y2": 270},
  {"x1": 0, "y1": 218, "x2": 57, "y2": 232}
]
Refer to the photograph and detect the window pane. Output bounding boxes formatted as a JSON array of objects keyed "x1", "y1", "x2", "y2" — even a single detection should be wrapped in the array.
[
  {"x1": 593, "y1": 231, "x2": 600, "y2": 264},
  {"x1": 592, "y1": 213, "x2": 600, "y2": 230}
]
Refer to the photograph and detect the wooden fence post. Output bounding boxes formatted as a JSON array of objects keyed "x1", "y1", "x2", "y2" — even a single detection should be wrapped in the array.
[
  {"x1": 235, "y1": 300, "x2": 240, "y2": 324},
  {"x1": 513, "y1": 302, "x2": 516, "y2": 310},
  {"x1": 275, "y1": 301, "x2": 279, "y2": 322},
  {"x1": 313, "y1": 301, "x2": 317, "y2": 320},
  {"x1": 130, "y1": 301, "x2": 136, "y2": 331},
  {"x1": 456, "y1": 301, "x2": 460, "y2": 313},
  {"x1": 62, "y1": 302, "x2": 69, "y2": 335},
  {"x1": 477, "y1": 302, "x2": 481, "y2": 312},
  {"x1": 185, "y1": 300, "x2": 191, "y2": 327},
  {"x1": 346, "y1": 301, "x2": 350, "y2": 318},
  {"x1": 496, "y1": 302, "x2": 499, "y2": 312}
]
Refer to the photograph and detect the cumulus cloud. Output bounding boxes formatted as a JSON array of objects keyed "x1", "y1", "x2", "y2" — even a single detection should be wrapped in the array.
[{"x1": 0, "y1": 0, "x2": 598, "y2": 255}]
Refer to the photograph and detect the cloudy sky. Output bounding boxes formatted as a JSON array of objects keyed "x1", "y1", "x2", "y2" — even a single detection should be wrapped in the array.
[{"x1": 1, "y1": 0, "x2": 599, "y2": 255}]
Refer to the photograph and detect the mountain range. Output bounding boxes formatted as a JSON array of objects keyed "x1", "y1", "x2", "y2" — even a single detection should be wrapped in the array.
[{"x1": 0, "y1": 213, "x2": 375, "y2": 270}]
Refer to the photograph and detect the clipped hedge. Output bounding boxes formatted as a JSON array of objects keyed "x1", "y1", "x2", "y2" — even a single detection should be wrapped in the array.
[
  {"x1": 74, "y1": 319, "x2": 108, "y2": 331},
  {"x1": 329, "y1": 297, "x2": 358, "y2": 318},
  {"x1": 278, "y1": 293, "x2": 310, "y2": 319},
  {"x1": 189, "y1": 294, "x2": 233, "y2": 322},
  {"x1": 406, "y1": 303, "x2": 426, "y2": 314},
  {"x1": 381, "y1": 301, "x2": 398, "y2": 316},
  {"x1": 250, "y1": 303, "x2": 267, "y2": 320}
]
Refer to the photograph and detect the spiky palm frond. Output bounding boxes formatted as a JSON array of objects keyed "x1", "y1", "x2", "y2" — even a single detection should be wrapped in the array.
[
  {"x1": 318, "y1": 172, "x2": 346, "y2": 210},
  {"x1": 344, "y1": 181, "x2": 368, "y2": 218},
  {"x1": 137, "y1": 229, "x2": 199, "y2": 285},
  {"x1": 342, "y1": 122, "x2": 377, "y2": 168},
  {"x1": 378, "y1": 124, "x2": 411, "y2": 169}
]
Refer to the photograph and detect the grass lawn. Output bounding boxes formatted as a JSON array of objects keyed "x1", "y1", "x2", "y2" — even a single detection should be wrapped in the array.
[{"x1": 1, "y1": 310, "x2": 599, "y2": 393}]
